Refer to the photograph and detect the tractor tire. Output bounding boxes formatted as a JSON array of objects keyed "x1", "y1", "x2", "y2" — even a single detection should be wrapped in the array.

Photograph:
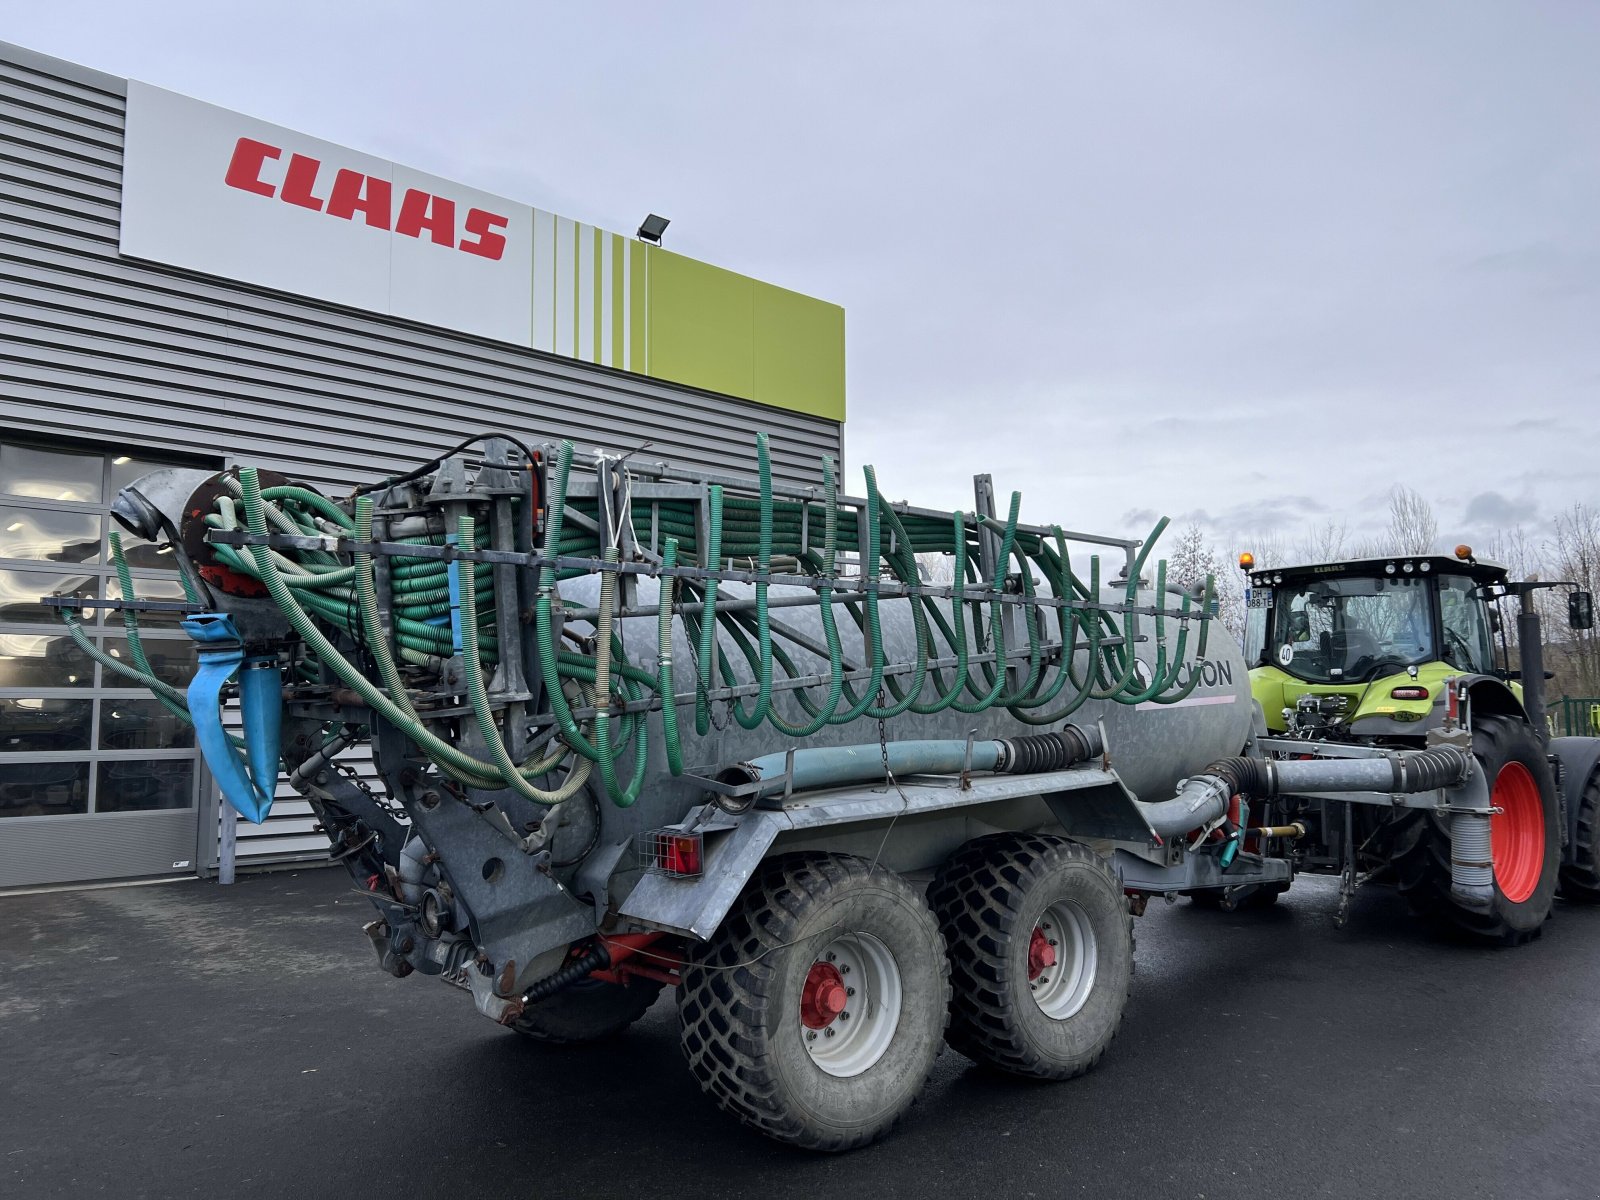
[
  {"x1": 678, "y1": 853, "x2": 948, "y2": 1151},
  {"x1": 1558, "y1": 768, "x2": 1600, "y2": 903},
  {"x1": 511, "y1": 977, "x2": 663, "y2": 1044},
  {"x1": 930, "y1": 834, "x2": 1133, "y2": 1081},
  {"x1": 1395, "y1": 715, "x2": 1560, "y2": 944}
]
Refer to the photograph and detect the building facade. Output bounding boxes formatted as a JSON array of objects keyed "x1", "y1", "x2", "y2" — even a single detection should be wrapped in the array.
[{"x1": 0, "y1": 41, "x2": 845, "y2": 889}]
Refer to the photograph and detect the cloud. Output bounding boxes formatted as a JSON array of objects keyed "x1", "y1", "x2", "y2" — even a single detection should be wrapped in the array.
[{"x1": 1462, "y1": 491, "x2": 1540, "y2": 527}]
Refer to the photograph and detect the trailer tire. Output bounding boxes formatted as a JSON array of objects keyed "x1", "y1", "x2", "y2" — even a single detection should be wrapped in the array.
[
  {"x1": 510, "y1": 977, "x2": 663, "y2": 1044},
  {"x1": 678, "y1": 852, "x2": 948, "y2": 1151},
  {"x1": 1189, "y1": 882, "x2": 1286, "y2": 912},
  {"x1": 1558, "y1": 769, "x2": 1600, "y2": 903},
  {"x1": 1396, "y1": 715, "x2": 1560, "y2": 944},
  {"x1": 930, "y1": 834, "x2": 1133, "y2": 1081}
]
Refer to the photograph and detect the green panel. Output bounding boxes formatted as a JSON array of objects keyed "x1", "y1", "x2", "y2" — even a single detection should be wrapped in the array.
[
  {"x1": 592, "y1": 230, "x2": 603, "y2": 363},
  {"x1": 643, "y1": 246, "x2": 755, "y2": 403},
  {"x1": 752, "y1": 281, "x2": 846, "y2": 422},
  {"x1": 629, "y1": 239, "x2": 647, "y2": 371},
  {"x1": 571, "y1": 220, "x2": 581, "y2": 360},
  {"x1": 611, "y1": 232, "x2": 625, "y2": 367}
]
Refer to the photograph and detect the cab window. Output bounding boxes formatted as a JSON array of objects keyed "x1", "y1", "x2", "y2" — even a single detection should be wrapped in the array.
[{"x1": 1439, "y1": 575, "x2": 1495, "y2": 673}]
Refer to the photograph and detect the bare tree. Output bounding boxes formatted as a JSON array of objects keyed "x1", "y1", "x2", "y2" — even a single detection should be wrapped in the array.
[
  {"x1": 1295, "y1": 519, "x2": 1349, "y2": 562},
  {"x1": 1166, "y1": 522, "x2": 1217, "y2": 595},
  {"x1": 1551, "y1": 503, "x2": 1600, "y2": 697},
  {"x1": 1383, "y1": 485, "x2": 1438, "y2": 554}
]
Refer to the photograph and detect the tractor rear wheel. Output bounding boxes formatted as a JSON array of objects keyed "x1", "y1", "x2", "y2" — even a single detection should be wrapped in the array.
[
  {"x1": 930, "y1": 834, "x2": 1133, "y2": 1080},
  {"x1": 1396, "y1": 715, "x2": 1560, "y2": 944},
  {"x1": 678, "y1": 853, "x2": 948, "y2": 1151},
  {"x1": 1558, "y1": 768, "x2": 1600, "y2": 903}
]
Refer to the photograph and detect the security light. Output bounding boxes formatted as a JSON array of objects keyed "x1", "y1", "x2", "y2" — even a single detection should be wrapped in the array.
[{"x1": 636, "y1": 213, "x2": 670, "y2": 245}]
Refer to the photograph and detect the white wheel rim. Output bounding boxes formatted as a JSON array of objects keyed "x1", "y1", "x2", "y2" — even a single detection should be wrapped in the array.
[
  {"x1": 799, "y1": 932, "x2": 902, "y2": 1078},
  {"x1": 1030, "y1": 900, "x2": 1098, "y2": 1020}
]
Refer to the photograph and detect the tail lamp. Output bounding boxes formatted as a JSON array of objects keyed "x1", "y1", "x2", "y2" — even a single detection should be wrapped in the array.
[
  {"x1": 646, "y1": 829, "x2": 704, "y2": 879},
  {"x1": 1390, "y1": 686, "x2": 1429, "y2": 701}
]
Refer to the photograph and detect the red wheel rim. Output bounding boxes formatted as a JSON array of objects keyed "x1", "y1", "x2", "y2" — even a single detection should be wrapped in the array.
[
  {"x1": 1027, "y1": 925, "x2": 1057, "y2": 981},
  {"x1": 1490, "y1": 760, "x2": 1544, "y2": 904},
  {"x1": 799, "y1": 961, "x2": 848, "y2": 1030}
]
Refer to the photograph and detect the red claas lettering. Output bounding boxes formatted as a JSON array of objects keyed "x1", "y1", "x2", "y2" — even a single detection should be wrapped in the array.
[
  {"x1": 222, "y1": 135, "x2": 508, "y2": 260},
  {"x1": 395, "y1": 189, "x2": 456, "y2": 246},
  {"x1": 460, "y1": 208, "x2": 509, "y2": 260},
  {"x1": 223, "y1": 137, "x2": 280, "y2": 197},
  {"x1": 325, "y1": 169, "x2": 393, "y2": 229}
]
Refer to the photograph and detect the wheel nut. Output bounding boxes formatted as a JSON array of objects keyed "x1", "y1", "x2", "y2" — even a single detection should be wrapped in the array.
[
  {"x1": 825, "y1": 1028, "x2": 836, "y2": 1037},
  {"x1": 840, "y1": 1011, "x2": 850, "y2": 1021},
  {"x1": 806, "y1": 1031, "x2": 817, "y2": 1041},
  {"x1": 839, "y1": 965, "x2": 849, "y2": 975},
  {"x1": 846, "y1": 987, "x2": 855, "y2": 997},
  {"x1": 825, "y1": 952, "x2": 836, "y2": 962},
  {"x1": 1049, "y1": 939, "x2": 1058, "y2": 947}
]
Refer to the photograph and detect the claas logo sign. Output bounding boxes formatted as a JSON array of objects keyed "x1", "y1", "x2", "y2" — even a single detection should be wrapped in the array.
[{"x1": 223, "y1": 137, "x2": 510, "y2": 261}]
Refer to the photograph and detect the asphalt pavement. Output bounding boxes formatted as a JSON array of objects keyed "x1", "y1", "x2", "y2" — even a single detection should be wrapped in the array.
[{"x1": 3, "y1": 867, "x2": 1597, "y2": 1200}]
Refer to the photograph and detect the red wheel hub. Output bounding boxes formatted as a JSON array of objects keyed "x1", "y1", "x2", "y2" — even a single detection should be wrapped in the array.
[
  {"x1": 800, "y1": 961, "x2": 848, "y2": 1029},
  {"x1": 1490, "y1": 760, "x2": 1544, "y2": 904},
  {"x1": 1028, "y1": 925, "x2": 1057, "y2": 981}
]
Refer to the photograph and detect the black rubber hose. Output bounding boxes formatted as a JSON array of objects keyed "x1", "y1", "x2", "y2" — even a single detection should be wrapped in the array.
[
  {"x1": 997, "y1": 724, "x2": 1103, "y2": 774},
  {"x1": 521, "y1": 942, "x2": 610, "y2": 1003}
]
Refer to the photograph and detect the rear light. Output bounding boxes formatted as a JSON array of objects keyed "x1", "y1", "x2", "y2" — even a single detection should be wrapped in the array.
[
  {"x1": 1390, "y1": 686, "x2": 1429, "y2": 700},
  {"x1": 646, "y1": 830, "x2": 704, "y2": 878}
]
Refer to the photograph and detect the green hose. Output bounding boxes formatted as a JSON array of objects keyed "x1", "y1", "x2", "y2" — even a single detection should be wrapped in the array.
[
  {"x1": 457, "y1": 514, "x2": 592, "y2": 805},
  {"x1": 693, "y1": 484, "x2": 725, "y2": 736},
  {"x1": 657, "y1": 538, "x2": 685, "y2": 775},
  {"x1": 590, "y1": 546, "x2": 647, "y2": 806}
]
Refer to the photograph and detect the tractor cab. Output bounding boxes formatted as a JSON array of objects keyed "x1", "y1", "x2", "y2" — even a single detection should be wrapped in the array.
[{"x1": 1243, "y1": 552, "x2": 1510, "y2": 739}]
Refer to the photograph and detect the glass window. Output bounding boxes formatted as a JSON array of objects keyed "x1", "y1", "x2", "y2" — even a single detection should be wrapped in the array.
[
  {"x1": 0, "y1": 632, "x2": 94, "y2": 688},
  {"x1": 0, "y1": 505, "x2": 102, "y2": 565},
  {"x1": 1270, "y1": 576, "x2": 1434, "y2": 683},
  {"x1": 1244, "y1": 601, "x2": 1270, "y2": 666},
  {"x1": 106, "y1": 574, "x2": 191, "y2": 628},
  {"x1": 0, "y1": 569, "x2": 97, "y2": 625},
  {"x1": 97, "y1": 759, "x2": 194, "y2": 812},
  {"x1": 0, "y1": 442, "x2": 103, "y2": 504},
  {"x1": 109, "y1": 454, "x2": 188, "y2": 496},
  {"x1": 99, "y1": 697, "x2": 194, "y2": 751},
  {"x1": 0, "y1": 697, "x2": 93, "y2": 753},
  {"x1": 1440, "y1": 575, "x2": 1496, "y2": 673},
  {"x1": 114, "y1": 528, "x2": 182, "y2": 571},
  {"x1": 0, "y1": 759, "x2": 89, "y2": 817},
  {"x1": 99, "y1": 636, "x2": 197, "y2": 689}
]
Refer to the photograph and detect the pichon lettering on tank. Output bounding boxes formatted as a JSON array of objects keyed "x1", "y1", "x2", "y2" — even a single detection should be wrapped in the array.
[{"x1": 223, "y1": 137, "x2": 509, "y2": 260}]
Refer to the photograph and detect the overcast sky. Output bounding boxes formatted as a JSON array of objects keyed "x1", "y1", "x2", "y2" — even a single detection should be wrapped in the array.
[{"x1": 9, "y1": 2, "x2": 1598, "y2": 555}]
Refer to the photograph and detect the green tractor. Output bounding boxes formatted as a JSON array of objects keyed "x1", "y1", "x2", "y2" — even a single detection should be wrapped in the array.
[{"x1": 1238, "y1": 548, "x2": 1600, "y2": 941}]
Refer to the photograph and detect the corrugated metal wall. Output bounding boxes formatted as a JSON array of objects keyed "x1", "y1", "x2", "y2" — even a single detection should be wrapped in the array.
[{"x1": 0, "y1": 41, "x2": 844, "y2": 877}]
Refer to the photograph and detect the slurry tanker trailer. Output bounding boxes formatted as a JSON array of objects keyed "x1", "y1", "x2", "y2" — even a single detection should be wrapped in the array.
[{"x1": 60, "y1": 432, "x2": 1599, "y2": 1151}]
